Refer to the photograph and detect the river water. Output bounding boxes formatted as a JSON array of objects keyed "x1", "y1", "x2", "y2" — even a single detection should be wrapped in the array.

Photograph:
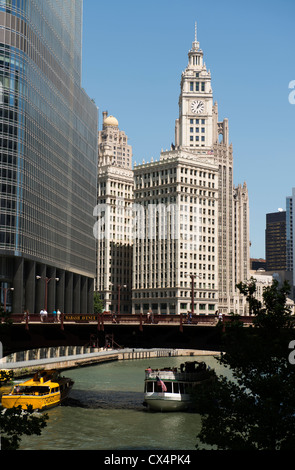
[{"x1": 18, "y1": 354, "x2": 228, "y2": 451}]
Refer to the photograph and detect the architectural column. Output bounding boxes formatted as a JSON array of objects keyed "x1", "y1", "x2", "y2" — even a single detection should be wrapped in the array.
[
  {"x1": 80, "y1": 276, "x2": 87, "y2": 313},
  {"x1": 65, "y1": 272, "x2": 73, "y2": 314},
  {"x1": 87, "y1": 277, "x2": 94, "y2": 314},
  {"x1": 25, "y1": 260, "x2": 36, "y2": 314},
  {"x1": 47, "y1": 267, "x2": 57, "y2": 314},
  {"x1": 12, "y1": 257, "x2": 24, "y2": 313},
  {"x1": 73, "y1": 274, "x2": 81, "y2": 313},
  {"x1": 56, "y1": 269, "x2": 65, "y2": 313},
  {"x1": 35, "y1": 264, "x2": 46, "y2": 313}
]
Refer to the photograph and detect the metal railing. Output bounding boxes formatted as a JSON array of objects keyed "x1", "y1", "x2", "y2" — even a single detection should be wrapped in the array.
[{"x1": 7, "y1": 312, "x2": 254, "y2": 330}]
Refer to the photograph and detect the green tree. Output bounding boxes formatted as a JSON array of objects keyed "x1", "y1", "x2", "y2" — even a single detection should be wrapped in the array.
[
  {"x1": 0, "y1": 405, "x2": 49, "y2": 450},
  {"x1": 93, "y1": 291, "x2": 103, "y2": 314},
  {"x1": 195, "y1": 279, "x2": 295, "y2": 450},
  {"x1": 0, "y1": 303, "x2": 12, "y2": 326}
]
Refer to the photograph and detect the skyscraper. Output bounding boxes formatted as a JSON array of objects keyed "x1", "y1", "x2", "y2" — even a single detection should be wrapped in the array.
[
  {"x1": 265, "y1": 211, "x2": 286, "y2": 271},
  {"x1": 0, "y1": 0, "x2": 98, "y2": 313},
  {"x1": 176, "y1": 26, "x2": 250, "y2": 314},
  {"x1": 286, "y1": 192, "x2": 294, "y2": 276},
  {"x1": 133, "y1": 152, "x2": 219, "y2": 316},
  {"x1": 133, "y1": 26, "x2": 250, "y2": 315},
  {"x1": 95, "y1": 112, "x2": 134, "y2": 314}
]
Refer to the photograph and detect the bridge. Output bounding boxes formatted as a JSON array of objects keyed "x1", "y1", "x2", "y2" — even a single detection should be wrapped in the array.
[{"x1": 0, "y1": 313, "x2": 253, "y2": 356}]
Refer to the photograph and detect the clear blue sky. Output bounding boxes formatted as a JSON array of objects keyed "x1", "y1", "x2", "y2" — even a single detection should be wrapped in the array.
[{"x1": 81, "y1": 0, "x2": 295, "y2": 260}]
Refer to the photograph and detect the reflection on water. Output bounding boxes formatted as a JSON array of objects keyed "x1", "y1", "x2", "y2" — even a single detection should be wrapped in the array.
[
  {"x1": 18, "y1": 353, "x2": 225, "y2": 450},
  {"x1": 67, "y1": 389, "x2": 144, "y2": 410}
]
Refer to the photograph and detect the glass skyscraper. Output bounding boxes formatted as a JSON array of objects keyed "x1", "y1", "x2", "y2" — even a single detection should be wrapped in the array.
[{"x1": 0, "y1": 0, "x2": 98, "y2": 313}]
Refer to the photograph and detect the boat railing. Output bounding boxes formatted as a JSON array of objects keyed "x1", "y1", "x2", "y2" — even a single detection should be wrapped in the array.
[{"x1": 145, "y1": 370, "x2": 205, "y2": 381}]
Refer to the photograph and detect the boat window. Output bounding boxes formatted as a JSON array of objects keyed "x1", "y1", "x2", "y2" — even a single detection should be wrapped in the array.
[
  {"x1": 14, "y1": 386, "x2": 50, "y2": 395},
  {"x1": 165, "y1": 382, "x2": 172, "y2": 393},
  {"x1": 179, "y1": 383, "x2": 185, "y2": 394},
  {"x1": 173, "y1": 382, "x2": 179, "y2": 393},
  {"x1": 146, "y1": 382, "x2": 154, "y2": 393}
]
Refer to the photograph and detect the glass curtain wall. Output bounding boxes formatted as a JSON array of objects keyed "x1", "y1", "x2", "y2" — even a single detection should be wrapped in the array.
[{"x1": 0, "y1": 0, "x2": 98, "y2": 278}]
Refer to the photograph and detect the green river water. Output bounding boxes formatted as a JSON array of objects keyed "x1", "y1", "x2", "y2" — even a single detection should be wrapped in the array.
[{"x1": 16, "y1": 354, "x2": 228, "y2": 451}]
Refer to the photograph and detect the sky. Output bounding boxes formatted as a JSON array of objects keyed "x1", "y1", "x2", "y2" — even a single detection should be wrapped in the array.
[{"x1": 81, "y1": 0, "x2": 295, "y2": 260}]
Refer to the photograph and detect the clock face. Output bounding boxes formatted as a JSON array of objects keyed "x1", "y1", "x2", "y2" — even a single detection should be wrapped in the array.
[{"x1": 191, "y1": 100, "x2": 204, "y2": 114}]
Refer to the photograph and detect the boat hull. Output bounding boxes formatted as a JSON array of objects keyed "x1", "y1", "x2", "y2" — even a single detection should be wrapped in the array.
[
  {"x1": 1, "y1": 392, "x2": 62, "y2": 411},
  {"x1": 144, "y1": 393, "x2": 191, "y2": 412}
]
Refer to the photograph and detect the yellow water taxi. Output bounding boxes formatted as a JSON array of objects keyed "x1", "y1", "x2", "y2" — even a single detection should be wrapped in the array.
[{"x1": 1, "y1": 369, "x2": 74, "y2": 411}]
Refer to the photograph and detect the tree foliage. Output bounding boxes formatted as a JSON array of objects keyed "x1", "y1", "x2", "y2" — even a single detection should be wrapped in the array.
[
  {"x1": 93, "y1": 291, "x2": 103, "y2": 314},
  {"x1": 0, "y1": 405, "x2": 49, "y2": 450},
  {"x1": 0, "y1": 303, "x2": 12, "y2": 326},
  {"x1": 195, "y1": 279, "x2": 295, "y2": 450}
]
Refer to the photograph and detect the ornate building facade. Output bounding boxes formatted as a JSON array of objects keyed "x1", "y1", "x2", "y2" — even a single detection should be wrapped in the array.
[
  {"x1": 132, "y1": 27, "x2": 250, "y2": 315},
  {"x1": 95, "y1": 112, "x2": 134, "y2": 314}
]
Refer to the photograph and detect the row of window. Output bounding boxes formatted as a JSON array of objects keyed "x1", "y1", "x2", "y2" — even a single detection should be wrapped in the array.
[
  {"x1": 190, "y1": 82, "x2": 206, "y2": 92},
  {"x1": 190, "y1": 136, "x2": 205, "y2": 142},
  {"x1": 190, "y1": 127, "x2": 205, "y2": 133}
]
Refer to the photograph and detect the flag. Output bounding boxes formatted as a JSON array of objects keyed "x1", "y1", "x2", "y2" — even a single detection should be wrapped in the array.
[{"x1": 156, "y1": 376, "x2": 167, "y2": 392}]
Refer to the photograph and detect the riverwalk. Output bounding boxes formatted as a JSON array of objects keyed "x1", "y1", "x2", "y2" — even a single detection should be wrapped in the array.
[{"x1": 0, "y1": 347, "x2": 218, "y2": 377}]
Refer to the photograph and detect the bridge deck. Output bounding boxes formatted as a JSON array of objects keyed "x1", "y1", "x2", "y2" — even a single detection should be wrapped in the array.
[{"x1": 9, "y1": 312, "x2": 253, "y2": 328}]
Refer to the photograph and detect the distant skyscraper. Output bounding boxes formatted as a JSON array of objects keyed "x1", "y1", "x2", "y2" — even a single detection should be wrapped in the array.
[
  {"x1": 286, "y1": 190, "x2": 295, "y2": 300},
  {"x1": 286, "y1": 193, "x2": 294, "y2": 275},
  {"x1": 265, "y1": 211, "x2": 286, "y2": 271},
  {"x1": 96, "y1": 112, "x2": 134, "y2": 314},
  {"x1": 0, "y1": 0, "x2": 98, "y2": 313},
  {"x1": 98, "y1": 112, "x2": 133, "y2": 169}
]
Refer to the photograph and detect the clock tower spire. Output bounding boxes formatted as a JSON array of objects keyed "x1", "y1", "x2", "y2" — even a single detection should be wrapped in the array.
[{"x1": 175, "y1": 24, "x2": 214, "y2": 150}]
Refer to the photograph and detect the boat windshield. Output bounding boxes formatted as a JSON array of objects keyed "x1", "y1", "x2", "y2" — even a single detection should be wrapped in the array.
[{"x1": 13, "y1": 385, "x2": 51, "y2": 395}]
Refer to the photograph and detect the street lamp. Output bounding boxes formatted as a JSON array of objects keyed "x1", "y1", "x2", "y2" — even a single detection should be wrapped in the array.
[
  {"x1": 117, "y1": 284, "x2": 127, "y2": 315},
  {"x1": 0, "y1": 287, "x2": 14, "y2": 312},
  {"x1": 36, "y1": 276, "x2": 59, "y2": 311}
]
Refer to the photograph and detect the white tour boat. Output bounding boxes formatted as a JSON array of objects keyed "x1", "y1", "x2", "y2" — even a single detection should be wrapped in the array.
[{"x1": 143, "y1": 361, "x2": 214, "y2": 412}]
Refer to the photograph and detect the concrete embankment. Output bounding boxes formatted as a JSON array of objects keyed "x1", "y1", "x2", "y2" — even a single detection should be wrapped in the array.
[{"x1": 1, "y1": 348, "x2": 219, "y2": 378}]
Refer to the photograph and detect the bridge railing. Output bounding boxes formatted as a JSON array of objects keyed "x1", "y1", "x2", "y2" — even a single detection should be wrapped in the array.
[{"x1": 7, "y1": 312, "x2": 253, "y2": 328}]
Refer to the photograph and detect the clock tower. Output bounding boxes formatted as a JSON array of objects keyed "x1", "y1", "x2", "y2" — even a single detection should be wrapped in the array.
[{"x1": 175, "y1": 24, "x2": 214, "y2": 150}]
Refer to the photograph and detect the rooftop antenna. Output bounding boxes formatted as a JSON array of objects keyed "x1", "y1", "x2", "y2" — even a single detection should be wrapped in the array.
[{"x1": 193, "y1": 21, "x2": 199, "y2": 50}]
